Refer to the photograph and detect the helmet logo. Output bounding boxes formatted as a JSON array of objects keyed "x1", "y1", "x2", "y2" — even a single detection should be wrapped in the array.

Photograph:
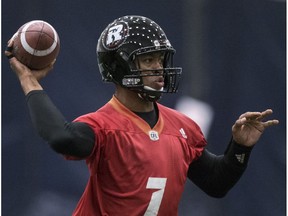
[{"x1": 103, "y1": 22, "x2": 128, "y2": 50}]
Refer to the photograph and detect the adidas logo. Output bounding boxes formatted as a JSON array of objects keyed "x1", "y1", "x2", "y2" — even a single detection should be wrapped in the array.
[
  {"x1": 235, "y1": 154, "x2": 245, "y2": 164},
  {"x1": 179, "y1": 128, "x2": 187, "y2": 139}
]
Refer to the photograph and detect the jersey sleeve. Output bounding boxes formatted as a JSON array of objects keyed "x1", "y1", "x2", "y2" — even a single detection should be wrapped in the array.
[
  {"x1": 187, "y1": 119, "x2": 207, "y2": 161},
  {"x1": 170, "y1": 106, "x2": 207, "y2": 160}
]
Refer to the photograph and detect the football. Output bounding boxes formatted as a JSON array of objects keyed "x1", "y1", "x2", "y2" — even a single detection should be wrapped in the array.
[{"x1": 12, "y1": 20, "x2": 60, "y2": 70}]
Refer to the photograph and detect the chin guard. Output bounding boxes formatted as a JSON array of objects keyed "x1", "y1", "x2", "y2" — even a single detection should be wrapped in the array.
[{"x1": 138, "y1": 89, "x2": 163, "y2": 102}]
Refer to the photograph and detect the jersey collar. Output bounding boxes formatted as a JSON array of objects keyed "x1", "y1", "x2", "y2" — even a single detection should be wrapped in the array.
[{"x1": 108, "y1": 95, "x2": 164, "y2": 135}]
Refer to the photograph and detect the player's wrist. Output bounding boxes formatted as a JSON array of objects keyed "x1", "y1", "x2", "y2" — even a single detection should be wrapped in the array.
[
  {"x1": 225, "y1": 138, "x2": 254, "y2": 167},
  {"x1": 19, "y1": 73, "x2": 43, "y2": 95}
]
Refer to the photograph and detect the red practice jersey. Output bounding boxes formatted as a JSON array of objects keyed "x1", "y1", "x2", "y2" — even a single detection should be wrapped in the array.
[{"x1": 69, "y1": 96, "x2": 207, "y2": 216}]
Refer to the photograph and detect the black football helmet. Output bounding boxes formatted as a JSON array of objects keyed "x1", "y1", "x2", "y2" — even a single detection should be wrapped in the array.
[{"x1": 97, "y1": 15, "x2": 182, "y2": 101}]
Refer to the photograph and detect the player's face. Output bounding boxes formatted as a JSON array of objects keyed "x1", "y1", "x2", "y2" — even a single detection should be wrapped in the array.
[{"x1": 136, "y1": 52, "x2": 165, "y2": 91}]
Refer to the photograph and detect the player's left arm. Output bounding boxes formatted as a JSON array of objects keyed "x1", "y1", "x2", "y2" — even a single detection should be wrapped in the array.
[
  {"x1": 187, "y1": 140, "x2": 252, "y2": 198},
  {"x1": 188, "y1": 109, "x2": 279, "y2": 197}
]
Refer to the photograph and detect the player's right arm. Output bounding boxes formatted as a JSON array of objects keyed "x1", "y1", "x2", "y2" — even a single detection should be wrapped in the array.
[{"x1": 5, "y1": 41, "x2": 95, "y2": 158}]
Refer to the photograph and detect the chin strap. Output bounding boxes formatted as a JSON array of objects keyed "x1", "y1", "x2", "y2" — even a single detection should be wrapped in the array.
[
  {"x1": 137, "y1": 85, "x2": 163, "y2": 102},
  {"x1": 137, "y1": 92, "x2": 162, "y2": 102}
]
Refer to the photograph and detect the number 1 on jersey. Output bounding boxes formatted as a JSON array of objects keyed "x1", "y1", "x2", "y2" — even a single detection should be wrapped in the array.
[{"x1": 144, "y1": 177, "x2": 167, "y2": 216}]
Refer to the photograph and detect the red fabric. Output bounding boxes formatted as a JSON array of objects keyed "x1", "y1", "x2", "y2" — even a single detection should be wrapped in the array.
[{"x1": 69, "y1": 96, "x2": 207, "y2": 216}]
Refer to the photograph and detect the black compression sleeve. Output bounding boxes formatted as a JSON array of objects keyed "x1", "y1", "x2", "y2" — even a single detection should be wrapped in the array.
[
  {"x1": 26, "y1": 90, "x2": 95, "y2": 158},
  {"x1": 187, "y1": 139, "x2": 253, "y2": 198}
]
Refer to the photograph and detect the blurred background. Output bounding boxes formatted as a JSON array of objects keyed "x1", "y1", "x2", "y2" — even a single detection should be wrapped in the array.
[{"x1": 2, "y1": 0, "x2": 286, "y2": 215}]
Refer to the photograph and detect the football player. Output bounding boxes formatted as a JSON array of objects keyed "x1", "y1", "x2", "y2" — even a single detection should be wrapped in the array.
[{"x1": 5, "y1": 15, "x2": 279, "y2": 216}]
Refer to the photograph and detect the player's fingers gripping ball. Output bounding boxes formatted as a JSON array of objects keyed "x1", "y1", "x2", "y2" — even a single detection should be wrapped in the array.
[{"x1": 11, "y1": 20, "x2": 60, "y2": 70}]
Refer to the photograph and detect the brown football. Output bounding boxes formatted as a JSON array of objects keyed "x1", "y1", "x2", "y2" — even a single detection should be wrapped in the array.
[{"x1": 12, "y1": 20, "x2": 60, "y2": 70}]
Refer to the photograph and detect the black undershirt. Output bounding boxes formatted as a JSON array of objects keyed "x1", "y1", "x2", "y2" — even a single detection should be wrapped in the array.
[
  {"x1": 134, "y1": 108, "x2": 158, "y2": 128},
  {"x1": 26, "y1": 90, "x2": 253, "y2": 198}
]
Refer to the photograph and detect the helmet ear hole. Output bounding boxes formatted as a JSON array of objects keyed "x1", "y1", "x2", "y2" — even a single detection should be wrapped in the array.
[
  {"x1": 113, "y1": 52, "x2": 131, "y2": 84},
  {"x1": 110, "y1": 61, "x2": 117, "y2": 72},
  {"x1": 99, "y1": 63, "x2": 114, "y2": 82}
]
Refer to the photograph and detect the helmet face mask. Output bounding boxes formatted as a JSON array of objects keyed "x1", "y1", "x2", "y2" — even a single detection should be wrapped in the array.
[
  {"x1": 97, "y1": 15, "x2": 182, "y2": 100},
  {"x1": 125, "y1": 50, "x2": 181, "y2": 93}
]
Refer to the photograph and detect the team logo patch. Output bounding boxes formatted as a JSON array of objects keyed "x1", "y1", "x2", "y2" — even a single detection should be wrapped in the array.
[
  {"x1": 102, "y1": 22, "x2": 129, "y2": 50},
  {"x1": 149, "y1": 130, "x2": 159, "y2": 141}
]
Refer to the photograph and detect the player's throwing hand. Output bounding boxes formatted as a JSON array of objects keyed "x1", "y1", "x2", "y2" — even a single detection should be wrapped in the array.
[{"x1": 5, "y1": 39, "x2": 56, "y2": 95}]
